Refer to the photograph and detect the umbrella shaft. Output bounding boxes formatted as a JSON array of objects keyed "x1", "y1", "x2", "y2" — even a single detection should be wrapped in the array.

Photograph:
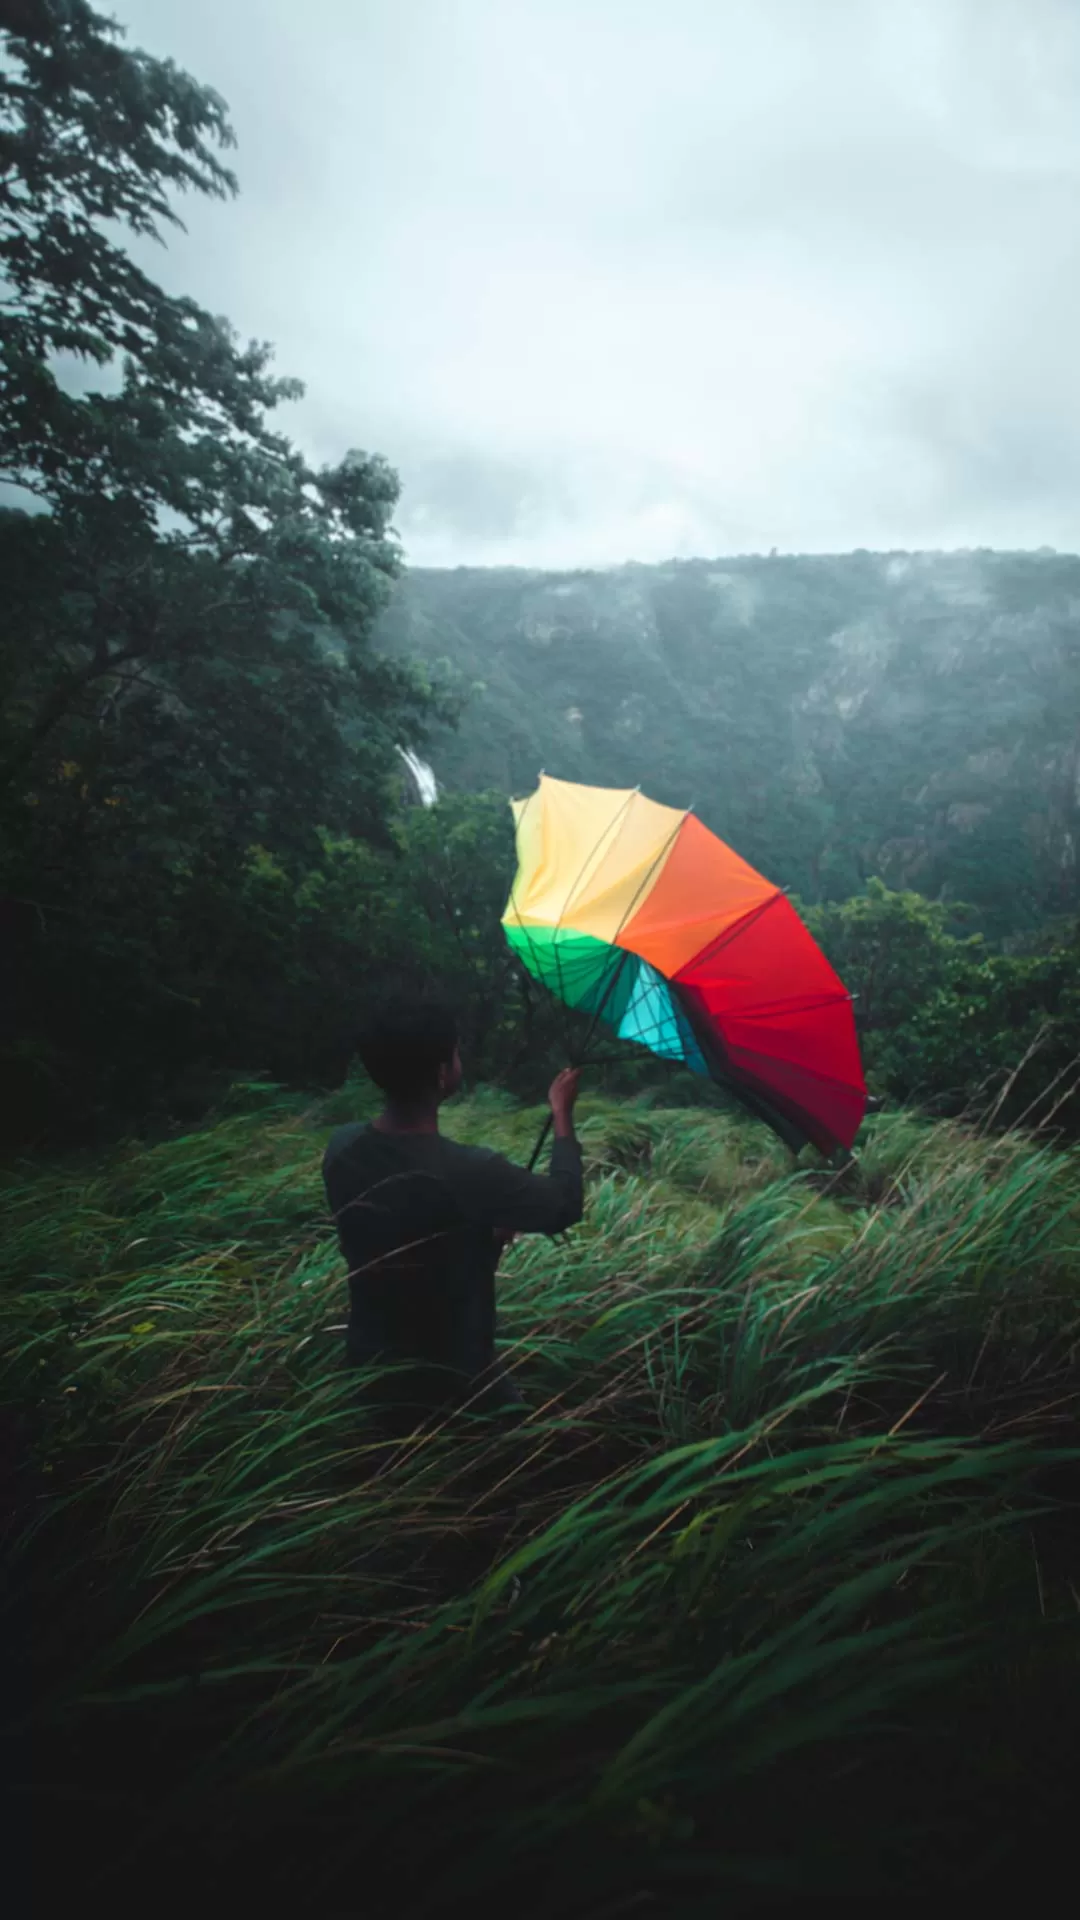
[
  {"x1": 527, "y1": 952, "x2": 632, "y2": 1170},
  {"x1": 527, "y1": 1110, "x2": 553, "y2": 1172}
]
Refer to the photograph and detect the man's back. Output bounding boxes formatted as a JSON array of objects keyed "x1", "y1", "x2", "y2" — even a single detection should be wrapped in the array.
[{"x1": 323, "y1": 1122, "x2": 583, "y2": 1387}]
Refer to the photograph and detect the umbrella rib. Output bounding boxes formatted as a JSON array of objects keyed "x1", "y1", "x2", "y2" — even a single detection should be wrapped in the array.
[
  {"x1": 720, "y1": 1047, "x2": 867, "y2": 1097},
  {"x1": 723, "y1": 993, "x2": 854, "y2": 1020},
  {"x1": 549, "y1": 786, "x2": 640, "y2": 1026},
  {"x1": 571, "y1": 799, "x2": 688, "y2": 1060},
  {"x1": 553, "y1": 786, "x2": 640, "y2": 936},
  {"x1": 673, "y1": 888, "x2": 863, "y2": 1096},
  {"x1": 554, "y1": 791, "x2": 687, "y2": 1051},
  {"x1": 671, "y1": 981, "x2": 813, "y2": 1151},
  {"x1": 672, "y1": 888, "x2": 787, "y2": 978},
  {"x1": 504, "y1": 782, "x2": 568, "y2": 1051},
  {"x1": 583, "y1": 806, "x2": 691, "y2": 1052},
  {"x1": 609, "y1": 808, "x2": 690, "y2": 947}
]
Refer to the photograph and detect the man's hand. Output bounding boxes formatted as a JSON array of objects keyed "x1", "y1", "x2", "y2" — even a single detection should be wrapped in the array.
[
  {"x1": 493, "y1": 1226, "x2": 519, "y2": 1265},
  {"x1": 548, "y1": 1066, "x2": 581, "y2": 1139}
]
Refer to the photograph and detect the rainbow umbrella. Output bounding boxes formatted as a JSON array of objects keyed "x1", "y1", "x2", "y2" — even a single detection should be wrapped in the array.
[{"x1": 502, "y1": 774, "x2": 866, "y2": 1158}]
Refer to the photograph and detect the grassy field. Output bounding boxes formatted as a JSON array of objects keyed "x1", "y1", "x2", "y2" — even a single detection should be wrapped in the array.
[{"x1": 5, "y1": 1082, "x2": 1080, "y2": 1912}]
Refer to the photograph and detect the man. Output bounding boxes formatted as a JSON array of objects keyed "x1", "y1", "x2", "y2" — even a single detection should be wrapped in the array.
[{"x1": 322, "y1": 996, "x2": 583, "y2": 1430}]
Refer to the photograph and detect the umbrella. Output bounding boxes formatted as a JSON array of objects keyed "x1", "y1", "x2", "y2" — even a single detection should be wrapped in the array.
[{"x1": 502, "y1": 774, "x2": 866, "y2": 1160}]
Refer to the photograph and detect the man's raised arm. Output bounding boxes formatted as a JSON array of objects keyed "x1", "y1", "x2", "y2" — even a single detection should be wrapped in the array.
[{"x1": 455, "y1": 1068, "x2": 584, "y2": 1236}]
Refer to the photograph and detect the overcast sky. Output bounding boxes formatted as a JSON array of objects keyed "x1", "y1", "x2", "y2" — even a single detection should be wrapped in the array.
[{"x1": 112, "y1": 0, "x2": 1080, "y2": 567}]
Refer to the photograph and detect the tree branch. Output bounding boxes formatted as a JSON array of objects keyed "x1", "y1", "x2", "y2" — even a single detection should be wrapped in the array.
[{"x1": 0, "y1": 639, "x2": 152, "y2": 786}]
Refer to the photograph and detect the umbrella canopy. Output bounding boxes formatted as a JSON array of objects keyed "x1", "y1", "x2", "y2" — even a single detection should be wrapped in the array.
[{"x1": 502, "y1": 774, "x2": 866, "y2": 1157}]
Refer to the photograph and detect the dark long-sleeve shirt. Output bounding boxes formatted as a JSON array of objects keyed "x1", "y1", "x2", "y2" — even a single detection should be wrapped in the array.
[{"x1": 322, "y1": 1123, "x2": 584, "y2": 1384}]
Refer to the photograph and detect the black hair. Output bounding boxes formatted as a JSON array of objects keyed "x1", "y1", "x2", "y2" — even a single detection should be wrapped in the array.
[{"x1": 355, "y1": 994, "x2": 459, "y2": 1101}]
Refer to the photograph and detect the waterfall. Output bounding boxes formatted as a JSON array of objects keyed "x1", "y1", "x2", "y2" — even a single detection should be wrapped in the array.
[{"x1": 397, "y1": 745, "x2": 438, "y2": 807}]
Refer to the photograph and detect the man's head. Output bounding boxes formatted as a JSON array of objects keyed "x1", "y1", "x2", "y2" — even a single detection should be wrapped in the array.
[{"x1": 356, "y1": 995, "x2": 462, "y2": 1107}]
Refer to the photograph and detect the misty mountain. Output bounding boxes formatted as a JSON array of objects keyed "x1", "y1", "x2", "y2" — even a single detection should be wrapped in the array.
[{"x1": 376, "y1": 548, "x2": 1080, "y2": 938}]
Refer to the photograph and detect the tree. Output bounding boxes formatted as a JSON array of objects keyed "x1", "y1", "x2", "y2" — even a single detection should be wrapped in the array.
[
  {"x1": 0, "y1": 1, "x2": 448, "y2": 1143},
  {"x1": 0, "y1": 1, "x2": 436, "y2": 835}
]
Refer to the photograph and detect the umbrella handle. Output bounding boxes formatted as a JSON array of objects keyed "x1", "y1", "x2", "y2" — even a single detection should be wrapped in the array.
[
  {"x1": 525, "y1": 1055, "x2": 603, "y2": 1170},
  {"x1": 525, "y1": 1052, "x2": 618, "y2": 1171}
]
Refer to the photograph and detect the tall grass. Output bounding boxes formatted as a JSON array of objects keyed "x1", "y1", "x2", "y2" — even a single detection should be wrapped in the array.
[{"x1": 4, "y1": 1087, "x2": 1080, "y2": 1909}]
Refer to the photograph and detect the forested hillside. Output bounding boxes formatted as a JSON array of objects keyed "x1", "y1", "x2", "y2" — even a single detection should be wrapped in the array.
[{"x1": 377, "y1": 550, "x2": 1080, "y2": 937}]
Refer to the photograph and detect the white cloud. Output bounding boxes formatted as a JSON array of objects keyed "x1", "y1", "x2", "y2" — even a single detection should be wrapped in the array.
[{"x1": 105, "y1": 0, "x2": 1080, "y2": 563}]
